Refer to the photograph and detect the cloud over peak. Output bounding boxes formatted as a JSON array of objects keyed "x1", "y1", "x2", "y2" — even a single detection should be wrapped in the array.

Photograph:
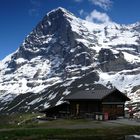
[
  {"x1": 89, "y1": 0, "x2": 112, "y2": 10},
  {"x1": 75, "y1": 0, "x2": 112, "y2": 10},
  {"x1": 85, "y1": 9, "x2": 111, "y2": 24}
]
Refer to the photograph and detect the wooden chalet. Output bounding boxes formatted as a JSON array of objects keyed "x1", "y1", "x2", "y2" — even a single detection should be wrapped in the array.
[
  {"x1": 65, "y1": 89, "x2": 130, "y2": 119},
  {"x1": 41, "y1": 88, "x2": 130, "y2": 120}
]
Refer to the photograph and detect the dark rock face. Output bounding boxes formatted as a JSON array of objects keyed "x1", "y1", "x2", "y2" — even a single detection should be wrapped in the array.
[
  {"x1": 11, "y1": 8, "x2": 92, "y2": 67},
  {"x1": 11, "y1": 9, "x2": 76, "y2": 61},
  {"x1": 98, "y1": 49, "x2": 116, "y2": 63},
  {"x1": 98, "y1": 48, "x2": 137, "y2": 72}
]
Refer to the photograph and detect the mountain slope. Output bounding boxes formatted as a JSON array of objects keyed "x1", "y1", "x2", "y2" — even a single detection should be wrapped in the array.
[{"x1": 0, "y1": 7, "x2": 140, "y2": 113}]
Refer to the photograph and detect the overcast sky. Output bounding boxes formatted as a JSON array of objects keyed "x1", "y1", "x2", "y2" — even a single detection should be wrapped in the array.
[{"x1": 0, "y1": 0, "x2": 140, "y2": 60}]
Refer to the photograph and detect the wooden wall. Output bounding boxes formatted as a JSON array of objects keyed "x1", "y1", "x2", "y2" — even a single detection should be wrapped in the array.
[{"x1": 69, "y1": 100, "x2": 102, "y2": 116}]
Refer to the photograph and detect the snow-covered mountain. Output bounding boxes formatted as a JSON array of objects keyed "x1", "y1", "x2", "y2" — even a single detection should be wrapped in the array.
[{"x1": 0, "y1": 7, "x2": 140, "y2": 113}]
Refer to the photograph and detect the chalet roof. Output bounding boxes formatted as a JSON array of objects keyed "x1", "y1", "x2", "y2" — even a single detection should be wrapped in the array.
[{"x1": 65, "y1": 89, "x2": 130, "y2": 101}]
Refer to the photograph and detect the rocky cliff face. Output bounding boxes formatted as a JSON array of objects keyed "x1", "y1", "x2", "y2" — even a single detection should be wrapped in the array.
[{"x1": 0, "y1": 7, "x2": 140, "y2": 113}]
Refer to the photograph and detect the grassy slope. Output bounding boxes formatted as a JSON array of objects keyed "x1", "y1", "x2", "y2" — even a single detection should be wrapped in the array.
[{"x1": 0, "y1": 126, "x2": 140, "y2": 140}]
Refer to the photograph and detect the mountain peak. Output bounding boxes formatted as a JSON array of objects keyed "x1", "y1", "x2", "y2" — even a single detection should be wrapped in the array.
[
  {"x1": 47, "y1": 7, "x2": 74, "y2": 18},
  {"x1": 53, "y1": 7, "x2": 69, "y2": 13},
  {"x1": 0, "y1": 7, "x2": 140, "y2": 113}
]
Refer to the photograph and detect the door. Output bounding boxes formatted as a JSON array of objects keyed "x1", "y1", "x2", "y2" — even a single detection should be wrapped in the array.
[
  {"x1": 102, "y1": 104, "x2": 117, "y2": 119},
  {"x1": 116, "y1": 104, "x2": 124, "y2": 116}
]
